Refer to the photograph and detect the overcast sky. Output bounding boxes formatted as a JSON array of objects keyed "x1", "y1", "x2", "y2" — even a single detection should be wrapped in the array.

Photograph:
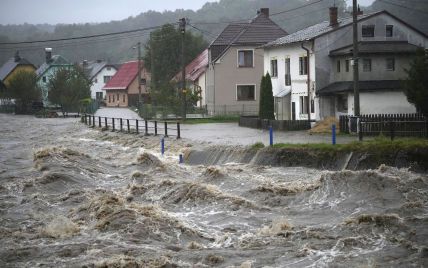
[{"x1": 1, "y1": 0, "x2": 376, "y2": 25}]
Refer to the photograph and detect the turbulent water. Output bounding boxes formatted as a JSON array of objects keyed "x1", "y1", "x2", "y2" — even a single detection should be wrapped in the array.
[{"x1": 0, "y1": 113, "x2": 427, "y2": 268}]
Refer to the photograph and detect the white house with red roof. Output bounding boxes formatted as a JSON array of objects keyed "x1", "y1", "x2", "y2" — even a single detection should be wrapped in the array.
[
  {"x1": 103, "y1": 60, "x2": 150, "y2": 107},
  {"x1": 173, "y1": 49, "x2": 208, "y2": 107}
]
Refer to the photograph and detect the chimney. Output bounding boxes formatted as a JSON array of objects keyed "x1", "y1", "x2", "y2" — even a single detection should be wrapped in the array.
[
  {"x1": 83, "y1": 60, "x2": 88, "y2": 67},
  {"x1": 14, "y1": 51, "x2": 21, "y2": 62},
  {"x1": 329, "y1": 6, "x2": 338, "y2": 27},
  {"x1": 260, "y1": 8, "x2": 269, "y2": 17},
  {"x1": 45, "y1": 48, "x2": 52, "y2": 63}
]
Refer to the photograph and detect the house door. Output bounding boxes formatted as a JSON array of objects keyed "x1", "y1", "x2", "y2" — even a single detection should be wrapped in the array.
[{"x1": 292, "y1": 102, "x2": 296, "y2": 121}]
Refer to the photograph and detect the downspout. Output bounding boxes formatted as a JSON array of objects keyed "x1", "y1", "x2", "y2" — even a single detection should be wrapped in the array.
[{"x1": 301, "y1": 42, "x2": 311, "y2": 124}]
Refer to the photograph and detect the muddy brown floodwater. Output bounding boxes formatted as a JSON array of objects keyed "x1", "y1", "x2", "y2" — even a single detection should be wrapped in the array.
[{"x1": 0, "y1": 113, "x2": 427, "y2": 267}]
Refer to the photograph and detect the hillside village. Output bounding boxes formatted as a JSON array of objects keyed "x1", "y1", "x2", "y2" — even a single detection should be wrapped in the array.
[{"x1": 1, "y1": 4, "x2": 427, "y2": 123}]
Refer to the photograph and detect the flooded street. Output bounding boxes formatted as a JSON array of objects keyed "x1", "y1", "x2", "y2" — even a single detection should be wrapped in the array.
[{"x1": 0, "y1": 113, "x2": 427, "y2": 267}]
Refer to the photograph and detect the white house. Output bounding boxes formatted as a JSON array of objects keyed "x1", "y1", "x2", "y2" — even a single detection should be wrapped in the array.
[
  {"x1": 82, "y1": 60, "x2": 118, "y2": 100},
  {"x1": 263, "y1": 8, "x2": 428, "y2": 120}
]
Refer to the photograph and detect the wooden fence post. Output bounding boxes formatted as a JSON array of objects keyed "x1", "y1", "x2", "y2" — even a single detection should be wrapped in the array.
[
  {"x1": 120, "y1": 118, "x2": 123, "y2": 132},
  {"x1": 112, "y1": 118, "x2": 115, "y2": 131},
  {"x1": 154, "y1": 121, "x2": 158, "y2": 136},
  {"x1": 127, "y1": 119, "x2": 130, "y2": 133},
  {"x1": 145, "y1": 120, "x2": 148, "y2": 135},
  {"x1": 164, "y1": 121, "x2": 168, "y2": 137}
]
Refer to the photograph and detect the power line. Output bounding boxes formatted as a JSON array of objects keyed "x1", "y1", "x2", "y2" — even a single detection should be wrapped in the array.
[
  {"x1": 270, "y1": 0, "x2": 324, "y2": 16},
  {"x1": 0, "y1": 23, "x2": 176, "y2": 45},
  {"x1": 378, "y1": 0, "x2": 428, "y2": 14},
  {"x1": 191, "y1": 0, "x2": 327, "y2": 25}
]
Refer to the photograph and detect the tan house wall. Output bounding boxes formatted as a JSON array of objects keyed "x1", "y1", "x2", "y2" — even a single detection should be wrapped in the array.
[
  {"x1": 106, "y1": 90, "x2": 128, "y2": 107},
  {"x1": 208, "y1": 46, "x2": 264, "y2": 114}
]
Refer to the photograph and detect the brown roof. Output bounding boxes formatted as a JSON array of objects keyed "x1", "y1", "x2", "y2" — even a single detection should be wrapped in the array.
[{"x1": 210, "y1": 10, "x2": 287, "y2": 61}]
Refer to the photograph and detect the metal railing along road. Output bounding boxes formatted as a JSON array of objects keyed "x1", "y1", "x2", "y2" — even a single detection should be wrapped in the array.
[{"x1": 82, "y1": 114, "x2": 181, "y2": 138}]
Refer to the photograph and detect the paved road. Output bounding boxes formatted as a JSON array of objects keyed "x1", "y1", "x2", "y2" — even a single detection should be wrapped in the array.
[{"x1": 95, "y1": 107, "x2": 358, "y2": 146}]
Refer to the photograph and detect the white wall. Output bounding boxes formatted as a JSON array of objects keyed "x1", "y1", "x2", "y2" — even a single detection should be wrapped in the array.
[
  {"x1": 263, "y1": 43, "x2": 316, "y2": 120},
  {"x1": 91, "y1": 66, "x2": 117, "y2": 99},
  {"x1": 347, "y1": 91, "x2": 416, "y2": 114}
]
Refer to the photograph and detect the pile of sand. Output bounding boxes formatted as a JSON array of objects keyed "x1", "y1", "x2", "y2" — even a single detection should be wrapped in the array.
[{"x1": 309, "y1": 117, "x2": 339, "y2": 134}]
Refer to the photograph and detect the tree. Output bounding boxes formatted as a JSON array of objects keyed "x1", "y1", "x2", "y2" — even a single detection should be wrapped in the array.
[
  {"x1": 403, "y1": 48, "x2": 428, "y2": 116},
  {"x1": 259, "y1": 72, "x2": 275, "y2": 119},
  {"x1": 48, "y1": 65, "x2": 91, "y2": 114},
  {"x1": 5, "y1": 70, "x2": 41, "y2": 113},
  {"x1": 143, "y1": 24, "x2": 208, "y2": 92}
]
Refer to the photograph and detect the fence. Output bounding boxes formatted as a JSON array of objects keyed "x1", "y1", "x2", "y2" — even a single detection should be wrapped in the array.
[
  {"x1": 82, "y1": 114, "x2": 181, "y2": 138},
  {"x1": 239, "y1": 116, "x2": 311, "y2": 131},
  {"x1": 207, "y1": 104, "x2": 259, "y2": 116},
  {"x1": 339, "y1": 113, "x2": 427, "y2": 139}
]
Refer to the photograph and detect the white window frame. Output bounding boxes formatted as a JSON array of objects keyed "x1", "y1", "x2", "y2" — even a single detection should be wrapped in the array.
[
  {"x1": 237, "y1": 49, "x2": 254, "y2": 68},
  {"x1": 236, "y1": 84, "x2": 257, "y2": 101}
]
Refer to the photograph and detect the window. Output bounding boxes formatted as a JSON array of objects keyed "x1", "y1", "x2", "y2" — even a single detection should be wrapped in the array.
[
  {"x1": 140, "y1": 78, "x2": 146, "y2": 85},
  {"x1": 362, "y1": 25, "x2": 375, "y2": 37},
  {"x1": 96, "y1": 92, "x2": 103, "y2": 100},
  {"x1": 116, "y1": 93, "x2": 119, "y2": 101},
  {"x1": 103, "y1": 76, "x2": 111, "y2": 83},
  {"x1": 107, "y1": 67, "x2": 111, "y2": 71},
  {"x1": 112, "y1": 94, "x2": 115, "y2": 102},
  {"x1": 386, "y1": 25, "x2": 393, "y2": 37},
  {"x1": 300, "y1": 96, "x2": 309, "y2": 114},
  {"x1": 386, "y1": 58, "x2": 395, "y2": 71},
  {"x1": 337, "y1": 94, "x2": 348, "y2": 112},
  {"x1": 108, "y1": 95, "x2": 111, "y2": 103},
  {"x1": 337, "y1": 60, "x2": 341, "y2": 73},
  {"x1": 311, "y1": 99, "x2": 314, "y2": 113},
  {"x1": 363, "y1": 58, "x2": 372, "y2": 72},
  {"x1": 299, "y1": 56, "x2": 308, "y2": 75},
  {"x1": 238, "y1": 50, "x2": 253, "y2": 67},
  {"x1": 237, "y1": 85, "x2": 256, "y2": 101},
  {"x1": 42, "y1": 76, "x2": 46, "y2": 83},
  {"x1": 270, "y1": 59, "x2": 278, "y2": 77},
  {"x1": 285, "y1": 58, "x2": 291, "y2": 86},
  {"x1": 345, "y1": 60, "x2": 350, "y2": 72},
  {"x1": 123, "y1": 94, "x2": 125, "y2": 102}
]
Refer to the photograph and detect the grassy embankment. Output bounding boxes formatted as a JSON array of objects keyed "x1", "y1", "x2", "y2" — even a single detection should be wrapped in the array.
[{"x1": 251, "y1": 137, "x2": 428, "y2": 153}]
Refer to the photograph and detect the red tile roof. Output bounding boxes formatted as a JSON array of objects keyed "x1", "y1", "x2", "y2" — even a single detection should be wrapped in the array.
[
  {"x1": 103, "y1": 61, "x2": 139, "y2": 90},
  {"x1": 173, "y1": 49, "x2": 208, "y2": 82}
]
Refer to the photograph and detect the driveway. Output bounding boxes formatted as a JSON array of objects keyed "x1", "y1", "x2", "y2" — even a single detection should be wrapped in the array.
[{"x1": 94, "y1": 107, "x2": 357, "y2": 146}]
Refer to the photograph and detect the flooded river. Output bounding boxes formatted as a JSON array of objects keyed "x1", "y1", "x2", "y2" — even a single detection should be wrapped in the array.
[{"x1": 0, "y1": 114, "x2": 427, "y2": 267}]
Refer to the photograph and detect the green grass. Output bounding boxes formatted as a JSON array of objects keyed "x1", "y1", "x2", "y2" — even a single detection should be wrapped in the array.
[
  {"x1": 182, "y1": 115, "x2": 240, "y2": 124},
  {"x1": 266, "y1": 137, "x2": 428, "y2": 153}
]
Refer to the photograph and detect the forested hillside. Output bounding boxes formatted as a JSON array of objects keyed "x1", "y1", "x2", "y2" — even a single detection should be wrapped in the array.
[{"x1": 0, "y1": 0, "x2": 426, "y2": 67}]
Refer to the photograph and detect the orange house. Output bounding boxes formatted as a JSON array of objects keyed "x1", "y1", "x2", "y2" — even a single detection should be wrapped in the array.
[{"x1": 103, "y1": 60, "x2": 150, "y2": 107}]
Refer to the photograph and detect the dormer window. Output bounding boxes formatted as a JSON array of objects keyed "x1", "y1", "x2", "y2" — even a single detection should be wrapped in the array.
[
  {"x1": 362, "y1": 25, "x2": 375, "y2": 37},
  {"x1": 386, "y1": 25, "x2": 393, "y2": 37}
]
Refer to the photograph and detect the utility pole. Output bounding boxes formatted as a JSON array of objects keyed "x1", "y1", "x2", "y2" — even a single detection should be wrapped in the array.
[
  {"x1": 150, "y1": 32, "x2": 155, "y2": 105},
  {"x1": 137, "y1": 41, "x2": 142, "y2": 106},
  {"x1": 352, "y1": 0, "x2": 360, "y2": 116},
  {"x1": 179, "y1": 17, "x2": 186, "y2": 119}
]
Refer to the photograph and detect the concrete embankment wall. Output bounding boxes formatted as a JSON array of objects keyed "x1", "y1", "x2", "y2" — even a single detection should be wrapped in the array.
[{"x1": 185, "y1": 146, "x2": 428, "y2": 172}]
